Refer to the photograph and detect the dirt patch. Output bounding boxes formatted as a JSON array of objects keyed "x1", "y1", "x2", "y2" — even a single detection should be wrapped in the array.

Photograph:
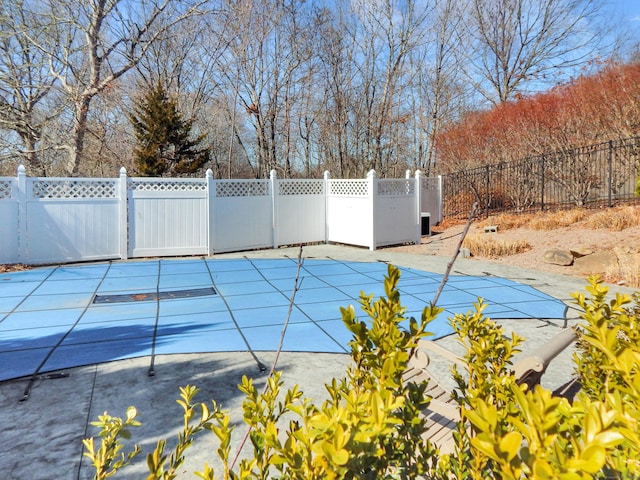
[
  {"x1": 385, "y1": 220, "x2": 640, "y2": 288},
  {"x1": 0, "y1": 263, "x2": 30, "y2": 274}
]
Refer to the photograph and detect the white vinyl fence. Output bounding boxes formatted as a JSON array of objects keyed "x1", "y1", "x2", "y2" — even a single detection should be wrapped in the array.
[{"x1": 0, "y1": 166, "x2": 441, "y2": 265}]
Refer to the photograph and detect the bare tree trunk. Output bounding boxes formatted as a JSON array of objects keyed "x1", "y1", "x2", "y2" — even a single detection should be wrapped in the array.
[{"x1": 68, "y1": 97, "x2": 92, "y2": 176}]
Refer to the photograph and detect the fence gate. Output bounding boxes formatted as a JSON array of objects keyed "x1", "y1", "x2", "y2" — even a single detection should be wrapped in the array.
[{"x1": 127, "y1": 177, "x2": 209, "y2": 258}]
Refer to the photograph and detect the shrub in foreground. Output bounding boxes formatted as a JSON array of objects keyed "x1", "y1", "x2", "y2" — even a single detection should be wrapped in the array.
[{"x1": 83, "y1": 269, "x2": 639, "y2": 479}]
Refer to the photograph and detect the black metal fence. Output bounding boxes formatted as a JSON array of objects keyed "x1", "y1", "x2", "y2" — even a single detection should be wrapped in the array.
[{"x1": 442, "y1": 137, "x2": 640, "y2": 218}]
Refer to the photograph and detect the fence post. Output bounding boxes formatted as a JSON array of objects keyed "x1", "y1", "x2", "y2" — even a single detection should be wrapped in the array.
[
  {"x1": 118, "y1": 167, "x2": 128, "y2": 260},
  {"x1": 17, "y1": 165, "x2": 27, "y2": 263},
  {"x1": 415, "y1": 170, "x2": 423, "y2": 244},
  {"x1": 368, "y1": 169, "x2": 377, "y2": 251},
  {"x1": 608, "y1": 140, "x2": 613, "y2": 207},
  {"x1": 484, "y1": 164, "x2": 490, "y2": 218},
  {"x1": 270, "y1": 169, "x2": 278, "y2": 249},
  {"x1": 438, "y1": 175, "x2": 444, "y2": 223},
  {"x1": 540, "y1": 155, "x2": 545, "y2": 212},
  {"x1": 323, "y1": 170, "x2": 330, "y2": 244},
  {"x1": 206, "y1": 169, "x2": 214, "y2": 256}
]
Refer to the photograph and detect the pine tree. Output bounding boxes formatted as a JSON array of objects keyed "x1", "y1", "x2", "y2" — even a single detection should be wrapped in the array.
[{"x1": 129, "y1": 82, "x2": 209, "y2": 176}]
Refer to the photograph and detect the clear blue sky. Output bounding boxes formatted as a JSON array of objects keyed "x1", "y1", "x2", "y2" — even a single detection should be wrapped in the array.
[{"x1": 610, "y1": 0, "x2": 640, "y2": 42}]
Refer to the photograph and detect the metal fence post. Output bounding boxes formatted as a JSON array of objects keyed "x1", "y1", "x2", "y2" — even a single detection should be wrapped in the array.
[
  {"x1": 540, "y1": 155, "x2": 545, "y2": 211},
  {"x1": 437, "y1": 175, "x2": 443, "y2": 223},
  {"x1": 485, "y1": 164, "x2": 490, "y2": 218},
  {"x1": 608, "y1": 140, "x2": 613, "y2": 207}
]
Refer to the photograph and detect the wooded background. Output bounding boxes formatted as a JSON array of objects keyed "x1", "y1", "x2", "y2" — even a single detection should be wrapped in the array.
[{"x1": 0, "y1": 0, "x2": 638, "y2": 180}]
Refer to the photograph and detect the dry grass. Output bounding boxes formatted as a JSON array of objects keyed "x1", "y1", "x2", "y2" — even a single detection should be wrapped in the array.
[
  {"x1": 583, "y1": 206, "x2": 640, "y2": 231},
  {"x1": 463, "y1": 233, "x2": 531, "y2": 258},
  {"x1": 527, "y1": 209, "x2": 588, "y2": 230},
  {"x1": 434, "y1": 217, "x2": 466, "y2": 231},
  {"x1": 476, "y1": 213, "x2": 535, "y2": 230},
  {"x1": 475, "y1": 205, "x2": 640, "y2": 232}
]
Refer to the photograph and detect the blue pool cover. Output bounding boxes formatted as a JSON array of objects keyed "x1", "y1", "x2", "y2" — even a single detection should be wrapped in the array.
[{"x1": 0, "y1": 258, "x2": 567, "y2": 382}]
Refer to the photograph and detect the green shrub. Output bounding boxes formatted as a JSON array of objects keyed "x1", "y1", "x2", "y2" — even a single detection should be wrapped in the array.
[
  {"x1": 462, "y1": 277, "x2": 640, "y2": 479},
  {"x1": 84, "y1": 270, "x2": 640, "y2": 479},
  {"x1": 83, "y1": 265, "x2": 445, "y2": 479}
]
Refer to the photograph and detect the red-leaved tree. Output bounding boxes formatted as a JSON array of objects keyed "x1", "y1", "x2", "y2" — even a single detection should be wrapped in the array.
[{"x1": 436, "y1": 61, "x2": 640, "y2": 173}]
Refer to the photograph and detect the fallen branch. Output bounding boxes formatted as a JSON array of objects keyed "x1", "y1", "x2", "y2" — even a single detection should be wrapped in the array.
[
  {"x1": 432, "y1": 202, "x2": 478, "y2": 306},
  {"x1": 229, "y1": 245, "x2": 305, "y2": 469}
]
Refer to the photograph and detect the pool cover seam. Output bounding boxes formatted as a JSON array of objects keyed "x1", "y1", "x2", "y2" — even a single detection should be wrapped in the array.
[
  {"x1": 324, "y1": 257, "x2": 399, "y2": 303},
  {"x1": 243, "y1": 255, "x2": 340, "y2": 356},
  {"x1": 19, "y1": 262, "x2": 113, "y2": 402},
  {"x1": 246, "y1": 255, "x2": 349, "y2": 353},
  {"x1": 0, "y1": 266, "x2": 60, "y2": 325},
  {"x1": 147, "y1": 260, "x2": 162, "y2": 376},
  {"x1": 262, "y1": 255, "x2": 353, "y2": 353},
  {"x1": 205, "y1": 257, "x2": 267, "y2": 371}
]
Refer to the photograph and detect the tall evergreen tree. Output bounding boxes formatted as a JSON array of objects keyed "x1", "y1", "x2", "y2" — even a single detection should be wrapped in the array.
[{"x1": 130, "y1": 82, "x2": 209, "y2": 176}]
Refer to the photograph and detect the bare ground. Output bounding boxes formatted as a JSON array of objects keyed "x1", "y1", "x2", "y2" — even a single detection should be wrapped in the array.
[
  {"x1": 385, "y1": 222, "x2": 640, "y2": 288},
  {"x1": 0, "y1": 263, "x2": 30, "y2": 274}
]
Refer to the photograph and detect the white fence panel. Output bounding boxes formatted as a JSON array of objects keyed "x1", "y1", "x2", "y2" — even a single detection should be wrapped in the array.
[
  {"x1": 128, "y1": 178, "x2": 208, "y2": 258},
  {"x1": 326, "y1": 178, "x2": 373, "y2": 249},
  {"x1": 25, "y1": 178, "x2": 121, "y2": 264},
  {"x1": 0, "y1": 177, "x2": 18, "y2": 263},
  {"x1": 211, "y1": 180, "x2": 273, "y2": 253},
  {"x1": 0, "y1": 166, "x2": 442, "y2": 264},
  {"x1": 375, "y1": 179, "x2": 418, "y2": 248},
  {"x1": 274, "y1": 179, "x2": 326, "y2": 247},
  {"x1": 421, "y1": 176, "x2": 443, "y2": 224}
]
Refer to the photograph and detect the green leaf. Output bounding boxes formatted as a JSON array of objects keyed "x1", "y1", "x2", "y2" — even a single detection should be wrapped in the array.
[
  {"x1": 532, "y1": 458, "x2": 554, "y2": 479},
  {"x1": 499, "y1": 431, "x2": 522, "y2": 461},
  {"x1": 593, "y1": 431, "x2": 625, "y2": 448},
  {"x1": 331, "y1": 448, "x2": 350, "y2": 466},
  {"x1": 579, "y1": 445, "x2": 606, "y2": 473}
]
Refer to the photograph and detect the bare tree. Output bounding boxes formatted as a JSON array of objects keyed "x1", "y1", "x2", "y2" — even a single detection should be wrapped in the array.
[
  {"x1": 24, "y1": 0, "x2": 209, "y2": 176},
  {"x1": 408, "y1": 0, "x2": 467, "y2": 175},
  {"x1": 314, "y1": 4, "x2": 356, "y2": 177},
  {"x1": 213, "y1": 0, "x2": 316, "y2": 178},
  {"x1": 313, "y1": 0, "x2": 431, "y2": 177},
  {"x1": 0, "y1": 0, "x2": 61, "y2": 174},
  {"x1": 465, "y1": 0, "x2": 612, "y2": 104},
  {"x1": 350, "y1": 0, "x2": 431, "y2": 175}
]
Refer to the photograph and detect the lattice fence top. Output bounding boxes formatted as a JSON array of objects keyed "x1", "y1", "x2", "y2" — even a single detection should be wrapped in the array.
[
  {"x1": 377, "y1": 179, "x2": 415, "y2": 196},
  {"x1": 279, "y1": 180, "x2": 324, "y2": 196},
  {"x1": 215, "y1": 180, "x2": 269, "y2": 197},
  {"x1": 421, "y1": 177, "x2": 440, "y2": 190},
  {"x1": 31, "y1": 179, "x2": 117, "y2": 199},
  {"x1": 328, "y1": 180, "x2": 369, "y2": 196},
  {"x1": 129, "y1": 179, "x2": 207, "y2": 192},
  {"x1": 0, "y1": 179, "x2": 12, "y2": 200}
]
